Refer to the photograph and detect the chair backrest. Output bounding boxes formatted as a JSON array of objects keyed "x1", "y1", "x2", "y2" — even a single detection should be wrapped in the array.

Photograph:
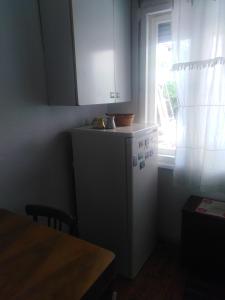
[{"x1": 25, "y1": 204, "x2": 77, "y2": 236}]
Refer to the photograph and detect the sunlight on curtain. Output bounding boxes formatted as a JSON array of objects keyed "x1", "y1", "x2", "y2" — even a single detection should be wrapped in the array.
[{"x1": 172, "y1": 0, "x2": 225, "y2": 192}]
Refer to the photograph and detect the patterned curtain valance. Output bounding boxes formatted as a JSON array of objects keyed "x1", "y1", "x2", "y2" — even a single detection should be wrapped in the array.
[{"x1": 172, "y1": 57, "x2": 225, "y2": 71}]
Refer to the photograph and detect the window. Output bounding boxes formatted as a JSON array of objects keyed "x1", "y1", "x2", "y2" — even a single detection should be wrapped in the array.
[{"x1": 145, "y1": 12, "x2": 177, "y2": 167}]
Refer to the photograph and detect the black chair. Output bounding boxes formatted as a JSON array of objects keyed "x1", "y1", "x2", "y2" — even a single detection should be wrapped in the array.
[{"x1": 25, "y1": 204, "x2": 78, "y2": 236}]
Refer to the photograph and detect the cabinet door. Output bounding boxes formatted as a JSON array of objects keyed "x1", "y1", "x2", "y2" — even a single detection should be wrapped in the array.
[
  {"x1": 39, "y1": 0, "x2": 77, "y2": 105},
  {"x1": 72, "y1": 0, "x2": 115, "y2": 105},
  {"x1": 114, "y1": 0, "x2": 131, "y2": 103}
]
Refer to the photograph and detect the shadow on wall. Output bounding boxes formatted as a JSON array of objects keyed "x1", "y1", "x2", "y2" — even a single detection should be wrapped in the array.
[
  {"x1": 0, "y1": 0, "x2": 106, "y2": 215},
  {"x1": 0, "y1": 131, "x2": 75, "y2": 215},
  {"x1": 0, "y1": 105, "x2": 104, "y2": 216},
  {"x1": 157, "y1": 168, "x2": 196, "y2": 244}
]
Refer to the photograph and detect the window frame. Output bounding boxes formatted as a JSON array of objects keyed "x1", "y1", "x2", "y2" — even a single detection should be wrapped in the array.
[{"x1": 145, "y1": 11, "x2": 175, "y2": 168}]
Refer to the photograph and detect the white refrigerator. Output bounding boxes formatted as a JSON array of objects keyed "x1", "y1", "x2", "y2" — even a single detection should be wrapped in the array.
[{"x1": 71, "y1": 124, "x2": 158, "y2": 278}]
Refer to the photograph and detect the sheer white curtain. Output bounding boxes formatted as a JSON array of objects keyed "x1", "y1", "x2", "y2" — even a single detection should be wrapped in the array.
[{"x1": 172, "y1": 0, "x2": 225, "y2": 192}]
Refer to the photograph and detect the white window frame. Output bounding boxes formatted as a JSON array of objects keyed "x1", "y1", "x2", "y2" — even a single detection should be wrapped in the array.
[{"x1": 143, "y1": 11, "x2": 175, "y2": 169}]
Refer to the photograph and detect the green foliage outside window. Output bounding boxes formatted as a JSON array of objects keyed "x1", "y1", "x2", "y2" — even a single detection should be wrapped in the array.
[{"x1": 163, "y1": 81, "x2": 178, "y2": 117}]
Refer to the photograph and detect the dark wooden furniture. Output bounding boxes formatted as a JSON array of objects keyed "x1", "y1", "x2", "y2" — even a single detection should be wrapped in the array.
[
  {"x1": 181, "y1": 195, "x2": 225, "y2": 272},
  {"x1": 25, "y1": 204, "x2": 77, "y2": 235},
  {"x1": 0, "y1": 209, "x2": 115, "y2": 300}
]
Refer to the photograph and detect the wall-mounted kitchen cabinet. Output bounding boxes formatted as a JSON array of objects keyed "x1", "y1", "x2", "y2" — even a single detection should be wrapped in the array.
[
  {"x1": 114, "y1": 0, "x2": 131, "y2": 103},
  {"x1": 39, "y1": 0, "x2": 131, "y2": 106}
]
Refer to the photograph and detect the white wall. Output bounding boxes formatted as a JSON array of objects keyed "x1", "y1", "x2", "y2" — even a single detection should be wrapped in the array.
[
  {"x1": 0, "y1": 0, "x2": 107, "y2": 215},
  {"x1": 157, "y1": 168, "x2": 193, "y2": 243}
]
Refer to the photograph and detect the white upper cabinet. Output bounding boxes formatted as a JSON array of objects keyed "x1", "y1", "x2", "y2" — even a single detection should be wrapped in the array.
[
  {"x1": 72, "y1": 0, "x2": 115, "y2": 105},
  {"x1": 114, "y1": 0, "x2": 131, "y2": 103},
  {"x1": 39, "y1": 0, "x2": 131, "y2": 105}
]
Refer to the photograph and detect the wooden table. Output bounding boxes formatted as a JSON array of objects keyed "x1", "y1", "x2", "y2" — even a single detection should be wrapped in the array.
[{"x1": 0, "y1": 209, "x2": 115, "y2": 300}]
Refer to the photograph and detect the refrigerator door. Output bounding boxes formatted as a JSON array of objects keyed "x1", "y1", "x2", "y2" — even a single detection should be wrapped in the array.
[
  {"x1": 71, "y1": 129, "x2": 129, "y2": 275},
  {"x1": 126, "y1": 127, "x2": 158, "y2": 278}
]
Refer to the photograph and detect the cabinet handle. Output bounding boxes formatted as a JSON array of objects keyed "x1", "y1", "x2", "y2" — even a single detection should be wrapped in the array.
[{"x1": 110, "y1": 92, "x2": 115, "y2": 98}]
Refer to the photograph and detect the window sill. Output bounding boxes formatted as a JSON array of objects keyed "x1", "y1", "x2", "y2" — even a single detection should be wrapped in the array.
[
  {"x1": 158, "y1": 163, "x2": 174, "y2": 170},
  {"x1": 158, "y1": 154, "x2": 175, "y2": 170}
]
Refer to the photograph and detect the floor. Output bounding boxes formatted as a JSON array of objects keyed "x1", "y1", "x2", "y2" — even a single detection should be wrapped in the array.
[
  {"x1": 113, "y1": 244, "x2": 225, "y2": 300},
  {"x1": 114, "y1": 244, "x2": 186, "y2": 300}
]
